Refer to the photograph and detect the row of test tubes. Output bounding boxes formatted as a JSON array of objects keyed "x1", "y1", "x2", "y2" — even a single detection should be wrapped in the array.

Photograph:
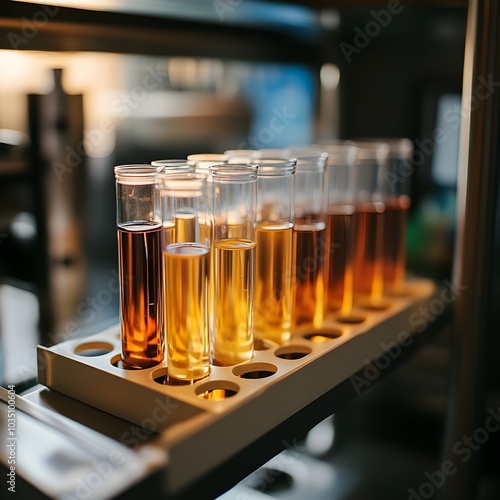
[{"x1": 114, "y1": 139, "x2": 413, "y2": 383}]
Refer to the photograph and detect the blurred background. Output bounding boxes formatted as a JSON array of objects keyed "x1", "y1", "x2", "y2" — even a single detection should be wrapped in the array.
[{"x1": 1, "y1": 1, "x2": 499, "y2": 499}]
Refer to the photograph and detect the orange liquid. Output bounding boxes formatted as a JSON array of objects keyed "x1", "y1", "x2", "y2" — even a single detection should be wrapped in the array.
[
  {"x1": 292, "y1": 218, "x2": 326, "y2": 327},
  {"x1": 117, "y1": 222, "x2": 163, "y2": 368},
  {"x1": 324, "y1": 205, "x2": 355, "y2": 316},
  {"x1": 353, "y1": 202, "x2": 385, "y2": 305},
  {"x1": 383, "y1": 196, "x2": 410, "y2": 292}
]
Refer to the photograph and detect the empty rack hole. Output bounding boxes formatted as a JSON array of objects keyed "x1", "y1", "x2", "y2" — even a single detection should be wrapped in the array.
[
  {"x1": 274, "y1": 345, "x2": 311, "y2": 360},
  {"x1": 232, "y1": 362, "x2": 278, "y2": 379},
  {"x1": 359, "y1": 299, "x2": 391, "y2": 311},
  {"x1": 74, "y1": 342, "x2": 114, "y2": 357},
  {"x1": 336, "y1": 314, "x2": 366, "y2": 324},
  {"x1": 195, "y1": 381, "x2": 239, "y2": 400},
  {"x1": 303, "y1": 330, "x2": 342, "y2": 342}
]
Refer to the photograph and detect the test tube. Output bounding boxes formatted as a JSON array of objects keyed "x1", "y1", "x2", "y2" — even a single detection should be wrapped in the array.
[
  {"x1": 210, "y1": 164, "x2": 257, "y2": 366},
  {"x1": 224, "y1": 149, "x2": 256, "y2": 163},
  {"x1": 320, "y1": 142, "x2": 359, "y2": 319},
  {"x1": 187, "y1": 153, "x2": 228, "y2": 166},
  {"x1": 380, "y1": 139, "x2": 413, "y2": 293},
  {"x1": 254, "y1": 158, "x2": 296, "y2": 345},
  {"x1": 160, "y1": 172, "x2": 210, "y2": 383},
  {"x1": 114, "y1": 165, "x2": 163, "y2": 368},
  {"x1": 351, "y1": 142, "x2": 390, "y2": 308},
  {"x1": 289, "y1": 149, "x2": 329, "y2": 328},
  {"x1": 151, "y1": 159, "x2": 192, "y2": 171}
]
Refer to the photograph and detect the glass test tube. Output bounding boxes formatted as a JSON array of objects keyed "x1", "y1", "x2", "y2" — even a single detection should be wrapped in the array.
[
  {"x1": 210, "y1": 164, "x2": 257, "y2": 366},
  {"x1": 187, "y1": 153, "x2": 229, "y2": 166},
  {"x1": 160, "y1": 173, "x2": 210, "y2": 383},
  {"x1": 379, "y1": 139, "x2": 413, "y2": 293},
  {"x1": 320, "y1": 142, "x2": 359, "y2": 319},
  {"x1": 289, "y1": 149, "x2": 329, "y2": 328},
  {"x1": 351, "y1": 142, "x2": 390, "y2": 307},
  {"x1": 254, "y1": 158, "x2": 296, "y2": 346},
  {"x1": 151, "y1": 159, "x2": 192, "y2": 171},
  {"x1": 114, "y1": 165, "x2": 163, "y2": 368},
  {"x1": 224, "y1": 149, "x2": 256, "y2": 163}
]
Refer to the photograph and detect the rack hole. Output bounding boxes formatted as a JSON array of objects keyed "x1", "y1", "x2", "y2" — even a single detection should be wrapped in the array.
[
  {"x1": 195, "y1": 381, "x2": 239, "y2": 400},
  {"x1": 232, "y1": 362, "x2": 277, "y2": 379},
  {"x1": 303, "y1": 330, "x2": 342, "y2": 342},
  {"x1": 111, "y1": 354, "x2": 149, "y2": 370},
  {"x1": 336, "y1": 314, "x2": 366, "y2": 324},
  {"x1": 152, "y1": 368, "x2": 204, "y2": 386},
  {"x1": 74, "y1": 342, "x2": 114, "y2": 357},
  {"x1": 274, "y1": 345, "x2": 311, "y2": 360}
]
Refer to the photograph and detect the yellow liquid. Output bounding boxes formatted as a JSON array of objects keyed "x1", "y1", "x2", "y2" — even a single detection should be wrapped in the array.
[
  {"x1": 292, "y1": 219, "x2": 326, "y2": 328},
  {"x1": 163, "y1": 243, "x2": 210, "y2": 382},
  {"x1": 212, "y1": 238, "x2": 256, "y2": 366},
  {"x1": 254, "y1": 222, "x2": 293, "y2": 345}
]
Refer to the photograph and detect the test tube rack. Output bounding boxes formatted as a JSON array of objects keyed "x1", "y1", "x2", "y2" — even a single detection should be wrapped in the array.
[{"x1": 37, "y1": 278, "x2": 440, "y2": 495}]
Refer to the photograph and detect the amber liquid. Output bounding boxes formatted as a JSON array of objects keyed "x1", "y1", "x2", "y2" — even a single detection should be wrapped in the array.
[
  {"x1": 324, "y1": 205, "x2": 355, "y2": 316},
  {"x1": 212, "y1": 238, "x2": 255, "y2": 366},
  {"x1": 163, "y1": 213, "x2": 198, "y2": 246},
  {"x1": 117, "y1": 222, "x2": 163, "y2": 368},
  {"x1": 254, "y1": 222, "x2": 293, "y2": 345},
  {"x1": 353, "y1": 202, "x2": 385, "y2": 305},
  {"x1": 163, "y1": 243, "x2": 210, "y2": 382},
  {"x1": 383, "y1": 196, "x2": 410, "y2": 293},
  {"x1": 292, "y1": 218, "x2": 326, "y2": 328}
]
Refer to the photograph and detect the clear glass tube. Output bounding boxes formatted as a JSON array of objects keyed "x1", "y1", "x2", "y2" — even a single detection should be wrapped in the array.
[
  {"x1": 151, "y1": 159, "x2": 192, "y2": 173},
  {"x1": 114, "y1": 165, "x2": 163, "y2": 369},
  {"x1": 187, "y1": 153, "x2": 228, "y2": 166},
  {"x1": 320, "y1": 143, "x2": 359, "y2": 319},
  {"x1": 253, "y1": 158, "x2": 296, "y2": 346},
  {"x1": 356, "y1": 138, "x2": 414, "y2": 294},
  {"x1": 210, "y1": 164, "x2": 257, "y2": 366},
  {"x1": 224, "y1": 149, "x2": 256, "y2": 164},
  {"x1": 160, "y1": 172, "x2": 210, "y2": 383},
  {"x1": 288, "y1": 149, "x2": 329, "y2": 328},
  {"x1": 351, "y1": 142, "x2": 390, "y2": 307}
]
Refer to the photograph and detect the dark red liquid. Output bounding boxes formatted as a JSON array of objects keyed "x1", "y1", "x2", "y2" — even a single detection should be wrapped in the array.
[{"x1": 117, "y1": 222, "x2": 163, "y2": 368}]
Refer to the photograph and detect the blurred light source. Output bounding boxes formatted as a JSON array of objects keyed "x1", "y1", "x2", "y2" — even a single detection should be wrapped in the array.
[{"x1": 304, "y1": 415, "x2": 336, "y2": 456}]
